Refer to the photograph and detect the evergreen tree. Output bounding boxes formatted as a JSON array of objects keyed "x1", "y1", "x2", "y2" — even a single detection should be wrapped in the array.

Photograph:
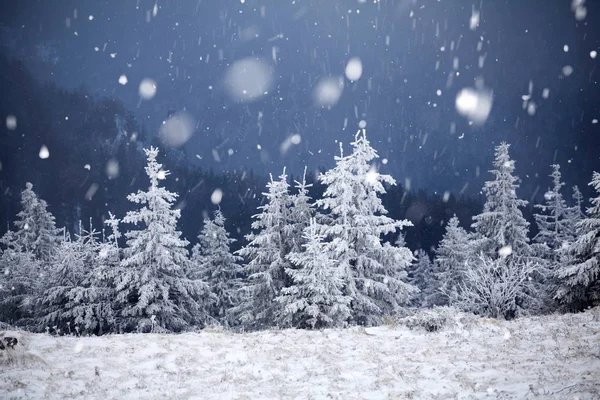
[
  {"x1": 471, "y1": 143, "x2": 531, "y2": 261},
  {"x1": 287, "y1": 167, "x2": 315, "y2": 254},
  {"x1": 277, "y1": 219, "x2": 351, "y2": 329},
  {"x1": 533, "y1": 164, "x2": 575, "y2": 256},
  {"x1": 116, "y1": 147, "x2": 209, "y2": 333},
  {"x1": 38, "y1": 220, "x2": 116, "y2": 335},
  {"x1": 570, "y1": 185, "x2": 586, "y2": 222},
  {"x1": 191, "y1": 210, "x2": 243, "y2": 327},
  {"x1": 406, "y1": 249, "x2": 434, "y2": 307},
  {"x1": 316, "y1": 130, "x2": 415, "y2": 325},
  {"x1": 556, "y1": 172, "x2": 600, "y2": 308},
  {"x1": 12, "y1": 182, "x2": 62, "y2": 262},
  {"x1": 0, "y1": 233, "x2": 40, "y2": 326},
  {"x1": 0, "y1": 183, "x2": 61, "y2": 327},
  {"x1": 234, "y1": 170, "x2": 293, "y2": 330},
  {"x1": 433, "y1": 216, "x2": 472, "y2": 305}
]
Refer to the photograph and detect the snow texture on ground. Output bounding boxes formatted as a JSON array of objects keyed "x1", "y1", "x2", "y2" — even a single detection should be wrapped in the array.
[{"x1": 1, "y1": 309, "x2": 599, "y2": 399}]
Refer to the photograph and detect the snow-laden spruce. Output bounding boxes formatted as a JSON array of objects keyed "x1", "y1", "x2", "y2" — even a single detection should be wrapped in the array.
[
  {"x1": 455, "y1": 143, "x2": 537, "y2": 318},
  {"x1": 0, "y1": 183, "x2": 62, "y2": 327},
  {"x1": 407, "y1": 249, "x2": 438, "y2": 307},
  {"x1": 234, "y1": 170, "x2": 294, "y2": 329},
  {"x1": 38, "y1": 221, "x2": 110, "y2": 335},
  {"x1": 191, "y1": 210, "x2": 243, "y2": 327},
  {"x1": 316, "y1": 130, "x2": 415, "y2": 325},
  {"x1": 115, "y1": 147, "x2": 210, "y2": 333},
  {"x1": 277, "y1": 218, "x2": 351, "y2": 329},
  {"x1": 533, "y1": 164, "x2": 577, "y2": 259},
  {"x1": 471, "y1": 142, "x2": 531, "y2": 260},
  {"x1": 287, "y1": 167, "x2": 315, "y2": 255},
  {"x1": 433, "y1": 216, "x2": 473, "y2": 306},
  {"x1": 556, "y1": 171, "x2": 600, "y2": 308}
]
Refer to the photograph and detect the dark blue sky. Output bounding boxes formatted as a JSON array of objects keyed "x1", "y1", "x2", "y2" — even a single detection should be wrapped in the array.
[{"x1": 2, "y1": 0, "x2": 599, "y2": 199}]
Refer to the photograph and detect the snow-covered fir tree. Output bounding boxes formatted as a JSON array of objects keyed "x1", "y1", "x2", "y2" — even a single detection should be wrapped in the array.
[
  {"x1": 277, "y1": 218, "x2": 351, "y2": 329},
  {"x1": 433, "y1": 216, "x2": 472, "y2": 305},
  {"x1": 471, "y1": 143, "x2": 531, "y2": 261},
  {"x1": 234, "y1": 170, "x2": 293, "y2": 330},
  {"x1": 0, "y1": 232, "x2": 40, "y2": 326},
  {"x1": 556, "y1": 172, "x2": 600, "y2": 308},
  {"x1": 191, "y1": 210, "x2": 243, "y2": 327},
  {"x1": 570, "y1": 185, "x2": 586, "y2": 222},
  {"x1": 116, "y1": 147, "x2": 210, "y2": 333},
  {"x1": 406, "y1": 249, "x2": 435, "y2": 307},
  {"x1": 533, "y1": 164, "x2": 576, "y2": 257},
  {"x1": 38, "y1": 227, "x2": 93, "y2": 334},
  {"x1": 11, "y1": 182, "x2": 62, "y2": 262},
  {"x1": 0, "y1": 183, "x2": 61, "y2": 327},
  {"x1": 316, "y1": 130, "x2": 415, "y2": 325},
  {"x1": 287, "y1": 167, "x2": 315, "y2": 254}
]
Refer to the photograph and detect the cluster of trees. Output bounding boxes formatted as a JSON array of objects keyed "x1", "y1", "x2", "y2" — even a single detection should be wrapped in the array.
[
  {"x1": 1, "y1": 137, "x2": 599, "y2": 335},
  {"x1": 409, "y1": 143, "x2": 600, "y2": 318}
]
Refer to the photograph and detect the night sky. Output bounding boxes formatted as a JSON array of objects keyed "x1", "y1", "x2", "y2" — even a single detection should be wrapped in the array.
[{"x1": 2, "y1": 0, "x2": 599, "y2": 200}]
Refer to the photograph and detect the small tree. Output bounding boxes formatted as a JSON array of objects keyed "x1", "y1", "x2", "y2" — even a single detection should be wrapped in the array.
[
  {"x1": 471, "y1": 143, "x2": 531, "y2": 261},
  {"x1": 433, "y1": 216, "x2": 472, "y2": 305},
  {"x1": 277, "y1": 219, "x2": 351, "y2": 329},
  {"x1": 12, "y1": 182, "x2": 62, "y2": 262},
  {"x1": 406, "y1": 249, "x2": 434, "y2": 307},
  {"x1": 116, "y1": 147, "x2": 210, "y2": 332},
  {"x1": 234, "y1": 170, "x2": 293, "y2": 330},
  {"x1": 191, "y1": 210, "x2": 243, "y2": 327},
  {"x1": 556, "y1": 172, "x2": 600, "y2": 309},
  {"x1": 451, "y1": 255, "x2": 535, "y2": 319}
]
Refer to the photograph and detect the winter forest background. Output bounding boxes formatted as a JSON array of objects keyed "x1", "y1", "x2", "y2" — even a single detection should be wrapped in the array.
[{"x1": 1, "y1": 0, "x2": 600, "y2": 336}]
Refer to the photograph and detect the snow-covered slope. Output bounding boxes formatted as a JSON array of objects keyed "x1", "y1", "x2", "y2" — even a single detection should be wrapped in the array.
[{"x1": 2, "y1": 309, "x2": 599, "y2": 399}]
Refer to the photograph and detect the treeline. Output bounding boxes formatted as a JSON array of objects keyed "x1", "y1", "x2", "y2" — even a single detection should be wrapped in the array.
[{"x1": 1, "y1": 135, "x2": 599, "y2": 335}]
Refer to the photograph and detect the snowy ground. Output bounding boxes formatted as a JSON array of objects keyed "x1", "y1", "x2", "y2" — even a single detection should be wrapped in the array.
[{"x1": 2, "y1": 309, "x2": 599, "y2": 399}]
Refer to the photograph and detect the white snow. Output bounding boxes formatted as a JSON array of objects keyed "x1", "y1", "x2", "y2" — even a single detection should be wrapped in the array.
[
  {"x1": 210, "y1": 188, "x2": 223, "y2": 205},
  {"x1": 345, "y1": 57, "x2": 363, "y2": 81},
  {"x1": 313, "y1": 76, "x2": 344, "y2": 107},
  {"x1": 223, "y1": 58, "x2": 273, "y2": 103},
  {"x1": 38, "y1": 145, "x2": 49, "y2": 159},
  {"x1": 591, "y1": 50, "x2": 597, "y2": 59},
  {"x1": 159, "y1": 111, "x2": 196, "y2": 148},
  {"x1": 6, "y1": 115, "x2": 17, "y2": 130},
  {"x1": 118, "y1": 75, "x2": 128, "y2": 85},
  {"x1": 138, "y1": 78, "x2": 157, "y2": 100},
  {"x1": 455, "y1": 87, "x2": 493, "y2": 125},
  {"x1": 2, "y1": 310, "x2": 599, "y2": 399}
]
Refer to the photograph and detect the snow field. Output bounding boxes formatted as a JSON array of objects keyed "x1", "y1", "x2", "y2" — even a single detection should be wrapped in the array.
[{"x1": 2, "y1": 309, "x2": 599, "y2": 399}]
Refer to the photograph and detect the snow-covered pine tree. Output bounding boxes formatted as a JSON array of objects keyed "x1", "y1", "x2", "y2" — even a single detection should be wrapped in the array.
[
  {"x1": 287, "y1": 167, "x2": 315, "y2": 255},
  {"x1": 12, "y1": 182, "x2": 63, "y2": 262},
  {"x1": 433, "y1": 216, "x2": 472, "y2": 305},
  {"x1": 116, "y1": 147, "x2": 210, "y2": 333},
  {"x1": 277, "y1": 218, "x2": 351, "y2": 329},
  {"x1": 316, "y1": 130, "x2": 415, "y2": 325},
  {"x1": 234, "y1": 170, "x2": 293, "y2": 330},
  {"x1": 556, "y1": 172, "x2": 600, "y2": 309},
  {"x1": 191, "y1": 210, "x2": 243, "y2": 328},
  {"x1": 0, "y1": 183, "x2": 61, "y2": 327},
  {"x1": 570, "y1": 185, "x2": 586, "y2": 222},
  {"x1": 38, "y1": 230, "x2": 89, "y2": 334},
  {"x1": 471, "y1": 143, "x2": 531, "y2": 261},
  {"x1": 533, "y1": 164, "x2": 575, "y2": 256},
  {"x1": 0, "y1": 232, "x2": 40, "y2": 326},
  {"x1": 406, "y1": 249, "x2": 434, "y2": 307}
]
